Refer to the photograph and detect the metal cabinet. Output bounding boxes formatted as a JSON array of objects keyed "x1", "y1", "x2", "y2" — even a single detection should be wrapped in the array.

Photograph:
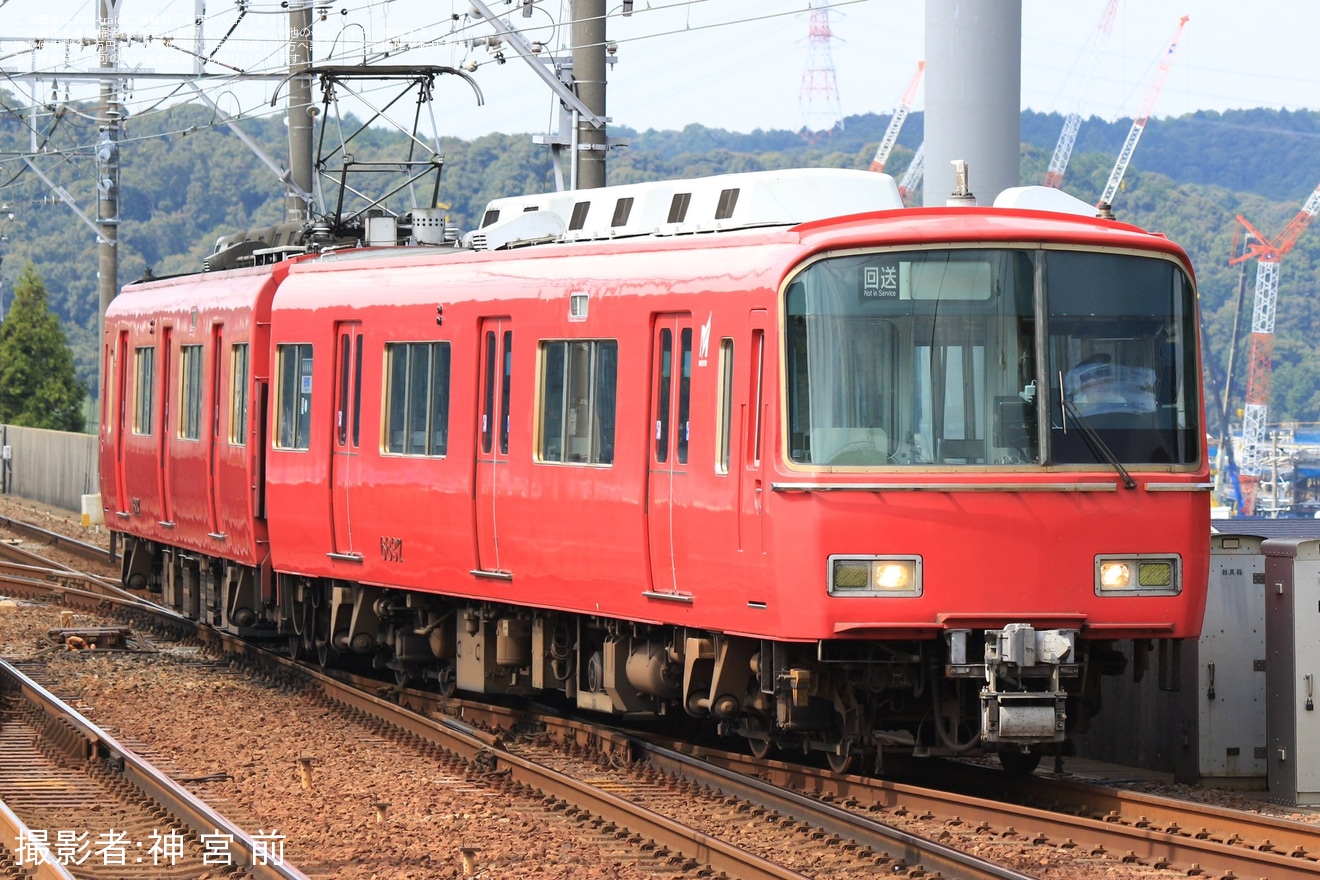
[
  {"x1": 1262, "y1": 538, "x2": 1320, "y2": 805},
  {"x1": 1190, "y1": 535, "x2": 1268, "y2": 783}
]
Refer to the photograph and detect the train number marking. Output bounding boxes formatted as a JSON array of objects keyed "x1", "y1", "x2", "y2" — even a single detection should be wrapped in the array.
[{"x1": 380, "y1": 536, "x2": 404, "y2": 564}]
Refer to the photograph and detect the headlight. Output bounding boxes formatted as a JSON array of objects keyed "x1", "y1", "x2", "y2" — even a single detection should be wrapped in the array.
[
  {"x1": 829, "y1": 555, "x2": 922, "y2": 597},
  {"x1": 1095, "y1": 555, "x2": 1180, "y2": 596},
  {"x1": 1099, "y1": 562, "x2": 1131, "y2": 588}
]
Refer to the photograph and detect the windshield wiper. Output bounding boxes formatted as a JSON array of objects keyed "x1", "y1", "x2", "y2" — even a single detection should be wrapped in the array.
[{"x1": 1059, "y1": 373, "x2": 1137, "y2": 490}]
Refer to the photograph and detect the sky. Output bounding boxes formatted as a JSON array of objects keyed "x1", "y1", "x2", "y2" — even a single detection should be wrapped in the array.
[{"x1": 2, "y1": 0, "x2": 1319, "y2": 141}]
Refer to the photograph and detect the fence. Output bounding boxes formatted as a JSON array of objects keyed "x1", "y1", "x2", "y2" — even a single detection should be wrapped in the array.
[{"x1": 0, "y1": 425, "x2": 98, "y2": 514}]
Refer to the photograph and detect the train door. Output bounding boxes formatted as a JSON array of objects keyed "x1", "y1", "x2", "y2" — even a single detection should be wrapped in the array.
[
  {"x1": 330, "y1": 322, "x2": 364, "y2": 559},
  {"x1": 207, "y1": 324, "x2": 224, "y2": 537},
  {"x1": 474, "y1": 318, "x2": 513, "y2": 577},
  {"x1": 739, "y1": 310, "x2": 770, "y2": 555},
  {"x1": 158, "y1": 327, "x2": 175, "y2": 528},
  {"x1": 113, "y1": 330, "x2": 130, "y2": 514},
  {"x1": 647, "y1": 314, "x2": 695, "y2": 595}
]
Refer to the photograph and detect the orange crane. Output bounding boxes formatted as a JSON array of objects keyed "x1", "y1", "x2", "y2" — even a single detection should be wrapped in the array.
[
  {"x1": 1043, "y1": 0, "x2": 1120, "y2": 189},
  {"x1": 1227, "y1": 179, "x2": 1320, "y2": 514},
  {"x1": 869, "y1": 61, "x2": 924, "y2": 173},
  {"x1": 1096, "y1": 15, "x2": 1189, "y2": 209}
]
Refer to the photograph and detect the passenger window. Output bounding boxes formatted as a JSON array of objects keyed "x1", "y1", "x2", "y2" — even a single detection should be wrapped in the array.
[
  {"x1": 133, "y1": 346, "x2": 155, "y2": 435},
  {"x1": 179, "y1": 345, "x2": 203, "y2": 440},
  {"x1": 499, "y1": 330, "x2": 512, "y2": 455},
  {"x1": 716, "y1": 338, "x2": 733, "y2": 474},
  {"x1": 275, "y1": 343, "x2": 313, "y2": 450},
  {"x1": 481, "y1": 331, "x2": 496, "y2": 454},
  {"x1": 655, "y1": 329, "x2": 672, "y2": 463},
  {"x1": 677, "y1": 328, "x2": 692, "y2": 464},
  {"x1": 230, "y1": 344, "x2": 248, "y2": 445},
  {"x1": 352, "y1": 334, "x2": 363, "y2": 448},
  {"x1": 538, "y1": 340, "x2": 618, "y2": 465},
  {"x1": 384, "y1": 341, "x2": 451, "y2": 456}
]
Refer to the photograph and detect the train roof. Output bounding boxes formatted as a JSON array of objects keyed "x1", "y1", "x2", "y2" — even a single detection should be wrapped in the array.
[
  {"x1": 107, "y1": 259, "x2": 288, "y2": 319},
  {"x1": 278, "y1": 195, "x2": 1193, "y2": 279},
  {"x1": 465, "y1": 167, "x2": 906, "y2": 246},
  {"x1": 114, "y1": 169, "x2": 1195, "y2": 305}
]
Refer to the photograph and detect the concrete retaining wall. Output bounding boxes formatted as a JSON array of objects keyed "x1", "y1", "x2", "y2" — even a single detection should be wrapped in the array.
[{"x1": 0, "y1": 425, "x2": 98, "y2": 514}]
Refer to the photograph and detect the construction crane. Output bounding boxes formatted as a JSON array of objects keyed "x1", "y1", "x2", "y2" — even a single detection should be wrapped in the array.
[
  {"x1": 1043, "y1": 0, "x2": 1120, "y2": 189},
  {"x1": 1096, "y1": 15, "x2": 1189, "y2": 210},
  {"x1": 1209, "y1": 230, "x2": 1253, "y2": 514},
  {"x1": 869, "y1": 61, "x2": 924, "y2": 173},
  {"x1": 1227, "y1": 179, "x2": 1320, "y2": 514},
  {"x1": 897, "y1": 143, "x2": 924, "y2": 204}
]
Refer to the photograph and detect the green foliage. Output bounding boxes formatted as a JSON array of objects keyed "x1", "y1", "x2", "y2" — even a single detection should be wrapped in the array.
[
  {"x1": 5, "y1": 91, "x2": 1320, "y2": 425},
  {"x1": 0, "y1": 263, "x2": 86, "y2": 431}
]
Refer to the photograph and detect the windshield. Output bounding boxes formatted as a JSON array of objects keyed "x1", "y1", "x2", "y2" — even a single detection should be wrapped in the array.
[
  {"x1": 1046, "y1": 250, "x2": 1199, "y2": 466},
  {"x1": 784, "y1": 247, "x2": 1199, "y2": 469}
]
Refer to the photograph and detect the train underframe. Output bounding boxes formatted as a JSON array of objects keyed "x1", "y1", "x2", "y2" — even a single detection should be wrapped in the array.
[{"x1": 121, "y1": 536, "x2": 1140, "y2": 773}]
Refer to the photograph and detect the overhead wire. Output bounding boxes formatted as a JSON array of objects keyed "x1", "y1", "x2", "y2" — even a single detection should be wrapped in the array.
[{"x1": 0, "y1": 0, "x2": 877, "y2": 179}]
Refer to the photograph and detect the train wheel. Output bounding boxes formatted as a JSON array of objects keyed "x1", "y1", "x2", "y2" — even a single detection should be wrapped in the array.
[
  {"x1": 436, "y1": 662, "x2": 456, "y2": 698},
  {"x1": 826, "y1": 748, "x2": 856, "y2": 774},
  {"x1": 748, "y1": 737, "x2": 774, "y2": 759},
  {"x1": 393, "y1": 666, "x2": 411, "y2": 688},
  {"x1": 287, "y1": 634, "x2": 302, "y2": 661},
  {"x1": 310, "y1": 603, "x2": 333, "y2": 670}
]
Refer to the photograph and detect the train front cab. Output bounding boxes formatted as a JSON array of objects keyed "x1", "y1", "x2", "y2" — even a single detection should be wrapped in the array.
[
  {"x1": 102, "y1": 265, "x2": 280, "y2": 633},
  {"x1": 751, "y1": 225, "x2": 1210, "y2": 770}
]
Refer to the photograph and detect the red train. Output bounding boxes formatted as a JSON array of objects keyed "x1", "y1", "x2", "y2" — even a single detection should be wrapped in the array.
[{"x1": 101, "y1": 168, "x2": 1210, "y2": 772}]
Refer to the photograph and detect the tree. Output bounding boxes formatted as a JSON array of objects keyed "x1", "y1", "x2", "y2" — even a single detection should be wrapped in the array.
[{"x1": 0, "y1": 263, "x2": 86, "y2": 432}]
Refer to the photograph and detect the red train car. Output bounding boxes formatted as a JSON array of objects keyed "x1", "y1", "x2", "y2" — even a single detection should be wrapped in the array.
[
  {"x1": 102, "y1": 263, "x2": 281, "y2": 625},
  {"x1": 102, "y1": 169, "x2": 1210, "y2": 771}
]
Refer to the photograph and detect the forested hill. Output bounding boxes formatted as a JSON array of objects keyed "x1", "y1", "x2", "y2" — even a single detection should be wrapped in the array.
[{"x1": 2, "y1": 97, "x2": 1320, "y2": 427}]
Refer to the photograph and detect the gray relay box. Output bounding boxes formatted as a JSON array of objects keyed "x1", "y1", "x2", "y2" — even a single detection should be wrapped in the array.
[
  {"x1": 1262, "y1": 538, "x2": 1320, "y2": 805},
  {"x1": 1182, "y1": 534, "x2": 1268, "y2": 784}
]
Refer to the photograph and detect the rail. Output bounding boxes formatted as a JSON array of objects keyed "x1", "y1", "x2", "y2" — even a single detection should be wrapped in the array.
[
  {"x1": 0, "y1": 515, "x2": 115, "y2": 564},
  {"x1": 0, "y1": 797, "x2": 78, "y2": 880},
  {"x1": 635, "y1": 738, "x2": 1036, "y2": 880},
  {"x1": 0, "y1": 658, "x2": 311, "y2": 880},
  {"x1": 675, "y1": 741, "x2": 1320, "y2": 879}
]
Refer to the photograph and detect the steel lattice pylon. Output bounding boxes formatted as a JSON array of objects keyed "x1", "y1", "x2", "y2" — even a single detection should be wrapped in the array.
[{"x1": 799, "y1": 4, "x2": 843, "y2": 134}]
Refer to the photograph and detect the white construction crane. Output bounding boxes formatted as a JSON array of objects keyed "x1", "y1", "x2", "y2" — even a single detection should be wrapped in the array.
[
  {"x1": 1096, "y1": 15, "x2": 1189, "y2": 209},
  {"x1": 897, "y1": 143, "x2": 924, "y2": 204},
  {"x1": 1043, "y1": 0, "x2": 1120, "y2": 188},
  {"x1": 869, "y1": 61, "x2": 925, "y2": 173}
]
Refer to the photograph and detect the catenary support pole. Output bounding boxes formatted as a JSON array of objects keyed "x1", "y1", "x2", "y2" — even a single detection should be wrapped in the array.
[
  {"x1": 287, "y1": 0, "x2": 314, "y2": 221},
  {"x1": 571, "y1": 0, "x2": 607, "y2": 189},
  {"x1": 96, "y1": 0, "x2": 123, "y2": 412}
]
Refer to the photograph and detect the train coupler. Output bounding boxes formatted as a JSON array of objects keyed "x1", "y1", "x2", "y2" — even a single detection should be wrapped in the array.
[{"x1": 979, "y1": 624, "x2": 1078, "y2": 744}]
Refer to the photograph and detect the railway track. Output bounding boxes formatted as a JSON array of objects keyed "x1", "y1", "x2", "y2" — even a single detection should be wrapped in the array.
[
  {"x1": 656, "y1": 740, "x2": 1320, "y2": 879},
  {"x1": 924, "y1": 759, "x2": 1320, "y2": 866},
  {"x1": 0, "y1": 657, "x2": 309, "y2": 879},
  {"x1": 0, "y1": 516, "x2": 113, "y2": 567},
  {"x1": 4, "y1": 569, "x2": 1032, "y2": 878},
  {"x1": 4, "y1": 533, "x2": 1318, "y2": 878},
  {"x1": 500, "y1": 727, "x2": 1036, "y2": 880},
  {"x1": 320, "y1": 671, "x2": 1040, "y2": 879}
]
